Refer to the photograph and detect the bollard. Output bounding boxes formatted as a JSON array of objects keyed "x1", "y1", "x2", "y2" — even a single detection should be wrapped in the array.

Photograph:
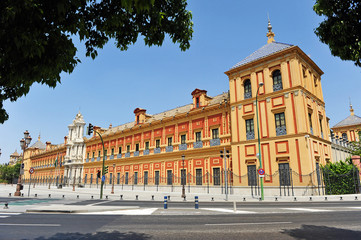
[
  {"x1": 8, "y1": 193, "x2": 11, "y2": 197},
  {"x1": 77, "y1": 195, "x2": 79, "y2": 199},
  {"x1": 21, "y1": 193, "x2": 24, "y2": 197},
  {"x1": 340, "y1": 196, "x2": 343, "y2": 201},
  {"x1": 195, "y1": 196, "x2": 199, "y2": 209},
  {"x1": 233, "y1": 201, "x2": 237, "y2": 212},
  {"x1": 211, "y1": 197, "x2": 214, "y2": 201},
  {"x1": 62, "y1": 195, "x2": 65, "y2": 198},
  {"x1": 4, "y1": 203, "x2": 8, "y2": 209},
  {"x1": 35, "y1": 194, "x2": 37, "y2": 197},
  {"x1": 106, "y1": 195, "x2": 108, "y2": 200},
  {"x1": 151, "y1": 195, "x2": 154, "y2": 201},
  {"x1": 120, "y1": 195, "x2": 123, "y2": 200},
  {"x1": 183, "y1": 196, "x2": 186, "y2": 201},
  {"x1": 355, "y1": 196, "x2": 358, "y2": 200},
  {"x1": 309, "y1": 197, "x2": 312, "y2": 201},
  {"x1": 164, "y1": 196, "x2": 168, "y2": 209},
  {"x1": 275, "y1": 197, "x2": 278, "y2": 201},
  {"x1": 243, "y1": 197, "x2": 246, "y2": 201},
  {"x1": 91, "y1": 196, "x2": 94, "y2": 200},
  {"x1": 325, "y1": 197, "x2": 328, "y2": 201},
  {"x1": 294, "y1": 197, "x2": 297, "y2": 201},
  {"x1": 48, "y1": 194, "x2": 51, "y2": 198},
  {"x1": 259, "y1": 197, "x2": 262, "y2": 201},
  {"x1": 136, "y1": 195, "x2": 138, "y2": 200},
  {"x1": 168, "y1": 196, "x2": 171, "y2": 201}
]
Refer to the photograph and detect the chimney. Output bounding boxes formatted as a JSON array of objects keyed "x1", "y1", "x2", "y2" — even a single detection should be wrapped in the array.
[
  {"x1": 64, "y1": 136, "x2": 68, "y2": 145},
  {"x1": 46, "y1": 141, "x2": 51, "y2": 151},
  {"x1": 93, "y1": 126, "x2": 101, "y2": 137}
]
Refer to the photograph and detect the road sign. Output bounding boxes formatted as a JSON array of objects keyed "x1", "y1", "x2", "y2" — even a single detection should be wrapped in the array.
[
  {"x1": 258, "y1": 168, "x2": 265, "y2": 175},
  {"x1": 101, "y1": 175, "x2": 105, "y2": 182},
  {"x1": 29, "y1": 167, "x2": 35, "y2": 175}
]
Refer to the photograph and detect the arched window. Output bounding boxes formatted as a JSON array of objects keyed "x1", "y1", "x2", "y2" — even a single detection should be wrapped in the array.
[
  {"x1": 342, "y1": 133, "x2": 348, "y2": 141},
  {"x1": 272, "y1": 70, "x2": 283, "y2": 91},
  {"x1": 244, "y1": 79, "x2": 252, "y2": 99}
]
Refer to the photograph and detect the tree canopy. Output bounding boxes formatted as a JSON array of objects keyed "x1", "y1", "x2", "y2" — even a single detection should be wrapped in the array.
[
  {"x1": 314, "y1": 0, "x2": 361, "y2": 67},
  {"x1": 0, "y1": 0, "x2": 193, "y2": 123}
]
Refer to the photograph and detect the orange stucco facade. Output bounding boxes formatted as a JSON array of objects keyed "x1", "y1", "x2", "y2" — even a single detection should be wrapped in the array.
[{"x1": 23, "y1": 26, "x2": 334, "y2": 195}]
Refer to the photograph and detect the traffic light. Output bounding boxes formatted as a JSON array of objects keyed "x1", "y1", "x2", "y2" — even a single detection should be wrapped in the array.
[
  {"x1": 226, "y1": 150, "x2": 230, "y2": 158},
  {"x1": 87, "y1": 123, "x2": 94, "y2": 135},
  {"x1": 103, "y1": 166, "x2": 109, "y2": 175},
  {"x1": 97, "y1": 170, "x2": 101, "y2": 178},
  {"x1": 21, "y1": 163, "x2": 24, "y2": 169},
  {"x1": 220, "y1": 151, "x2": 223, "y2": 158}
]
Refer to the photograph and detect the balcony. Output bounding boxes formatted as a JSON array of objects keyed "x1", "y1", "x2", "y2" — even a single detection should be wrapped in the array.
[
  {"x1": 276, "y1": 126, "x2": 287, "y2": 136},
  {"x1": 246, "y1": 132, "x2": 255, "y2": 140},
  {"x1": 179, "y1": 144, "x2": 187, "y2": 151},
  {"x1": 117, "y1": 153, "x2": 122, "y2": 159},
  {"x1": 154, "y1": 148, "x2": 161, "y2": 154},
  {"x1": 193, "y1": 141, "x2": 203, "y2": 149},
  {"x1": 125, "y1": 152, "x2": 130, "y2": 158},
  {"x1": 143, "y1": 149, "x2": 150, "y2": 155},
  {"x1": 166, "y1": 146, "x2": 173, "y2": 152},
  {"x1": 110, "y1": 155, "x2": 114, "y2": 160},
  {"x1": 210, "y1": 138, "x2": 220, "y2": 147},
  {"x1": 273, "y1": 82, "x2": 283, "y2": 92},
  {"x1": 134, "y1": 151, "x2": 140, "y2": 157}
]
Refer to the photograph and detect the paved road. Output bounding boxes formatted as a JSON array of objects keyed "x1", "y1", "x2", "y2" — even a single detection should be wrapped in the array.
[{"x1": 0, "y1": 210, "x2": 361, "y2": 239}]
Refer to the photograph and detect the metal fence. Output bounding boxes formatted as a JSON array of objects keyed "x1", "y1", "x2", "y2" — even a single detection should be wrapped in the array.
[{"x1": 22, "y1": 167, "x2": 361, "y2": 196}]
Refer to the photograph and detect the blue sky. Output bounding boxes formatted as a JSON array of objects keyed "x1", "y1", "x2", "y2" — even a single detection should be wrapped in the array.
[{"x1": 1, "y1": 0, "x2": 360, "y2": 164}]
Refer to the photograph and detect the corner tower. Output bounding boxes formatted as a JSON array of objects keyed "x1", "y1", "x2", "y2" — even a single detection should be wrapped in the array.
[{"x1": 225, "y1": 22, "x2": 331, "y2": 196}]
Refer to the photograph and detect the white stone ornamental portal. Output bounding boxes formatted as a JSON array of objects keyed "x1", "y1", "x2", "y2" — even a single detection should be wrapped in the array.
[{"x1": 64, "y1": 112, "x2": 86, "y2": 186}]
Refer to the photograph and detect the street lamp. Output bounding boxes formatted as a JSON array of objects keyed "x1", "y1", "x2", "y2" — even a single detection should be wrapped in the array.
[
  {"x1": 181, "y1": 155, "x2": 186, "y2": 200},
  {"x1": 15, "y1": 130, "x2": 32, "y2": 196},
  {"x1": 111, "y1": 163, "x2": 115, "y2": 194},
  {"x1": 256, "y1": 82, "x2": 265, "y2": 200}
]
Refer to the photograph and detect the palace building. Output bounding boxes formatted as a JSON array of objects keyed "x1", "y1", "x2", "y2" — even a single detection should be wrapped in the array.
[
  {"x1": 23, "y1": 23, "x2": 337, "y2": 196},
  {"x1": 332, "y1": 103, "x2": 361, "y2": 142}
]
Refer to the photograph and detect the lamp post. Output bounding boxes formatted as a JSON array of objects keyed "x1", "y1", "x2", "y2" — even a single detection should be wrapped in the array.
[
  {"x1": 181, "y1": 155, "x2": 186, "y2": 199},
  {"x1": 111, "y1": 163, "x2": 115, "y2": 194},
  {"x1": 15, "y1": 130, "x2": 32, "y2": 196},
  {"x1": 256, "y1": 82, "x2": 265, "y2": 200}
]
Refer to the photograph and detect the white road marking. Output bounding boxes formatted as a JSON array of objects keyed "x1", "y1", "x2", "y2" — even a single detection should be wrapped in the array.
[
  {"x1": 0, "y1": 216, "x2": 10, "y2": 218},
  {"x1": 0, "y1": 223, "x2": 60, "y2": 227},
  {"x1": 282, "y1": 208, "x2": 332, "y2": 212},
  {"x1": 205, "y1": 221, "x2": 292, "y2": 226},
  {"x1": 348, "y1": 207, "x2": 361, "y2": 209},
  {"x1": 86, "y1": 200, "x2": 117, "y2": 206},
  {"x1": 78, "y1": 208, "x2": 158, "y2": 215},
  {"x1": 202, "y1": 208, "x2": 256, "y2": 214},
  {"x1": 0, "y1": 213, "x2": 21, "y2": 215}
]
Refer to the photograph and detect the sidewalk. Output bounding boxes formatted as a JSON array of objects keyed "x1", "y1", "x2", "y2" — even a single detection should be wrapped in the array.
[{"x1": 1, "y1": 184, "x2": 360, "y2": 214}]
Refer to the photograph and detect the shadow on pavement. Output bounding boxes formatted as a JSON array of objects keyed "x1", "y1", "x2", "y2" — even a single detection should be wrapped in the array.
[
  {"x1": 31, "y1": 231, "x2": 152, "y2": 240},
  {"x1": 282, "y1": 224, "x2": 360, "y2": 239}
]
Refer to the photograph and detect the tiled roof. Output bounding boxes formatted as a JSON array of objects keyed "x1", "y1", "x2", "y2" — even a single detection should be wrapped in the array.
[
  {"x1": 333, "y1": 115, "x2": 361, "y2": 128},
  {"x1": 29, "y1": 140, "x2": 46, "y2": 150},
  {"x1": 103, "y1": 92, "x2": 229, "y2": 135},
  {"x1": 230, "y1": 42, "x2": 293, "y2": 70},
  {"x1": 10, "y1": 150, "x2": 20, "y2": 157}
]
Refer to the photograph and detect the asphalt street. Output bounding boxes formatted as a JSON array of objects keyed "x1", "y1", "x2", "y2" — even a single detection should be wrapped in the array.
[{"x1": 1, "y1": 210, "x2": 361, "y2": 240}]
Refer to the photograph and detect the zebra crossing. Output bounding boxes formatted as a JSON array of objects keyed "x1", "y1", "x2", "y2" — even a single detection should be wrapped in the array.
[{"x1": 75, "y1": 206, "x2": 361, "y2": 215}]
